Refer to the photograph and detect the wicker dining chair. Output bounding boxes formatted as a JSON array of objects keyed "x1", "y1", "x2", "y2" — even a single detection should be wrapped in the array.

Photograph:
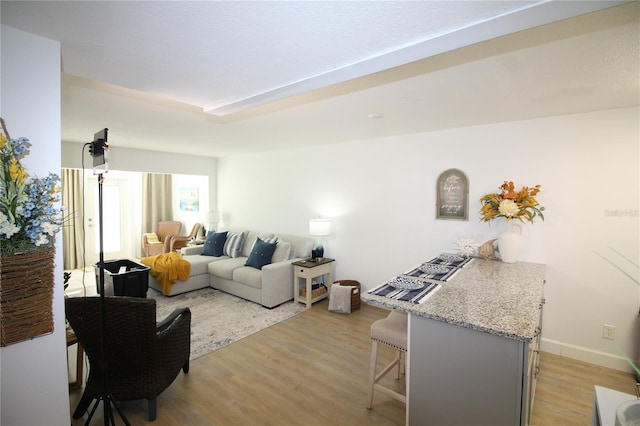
[{"x1": 65, "y1": 296, "x2": 191, "y2": 421}]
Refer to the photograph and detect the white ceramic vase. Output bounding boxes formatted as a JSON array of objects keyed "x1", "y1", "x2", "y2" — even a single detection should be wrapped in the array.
[{"x1": 498, "y1": 221, "x2": 522, "y2": 263}]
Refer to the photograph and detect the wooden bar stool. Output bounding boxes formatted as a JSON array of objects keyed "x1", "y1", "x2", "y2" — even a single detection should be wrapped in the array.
[{"x1": 367, "y1": 310, "x2": 407, "y2": 409}]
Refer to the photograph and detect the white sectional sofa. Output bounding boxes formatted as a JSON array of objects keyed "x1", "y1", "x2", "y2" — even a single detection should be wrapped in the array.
[{"x1": 148, "y1": 230, "x2": 315, "y2": 308}]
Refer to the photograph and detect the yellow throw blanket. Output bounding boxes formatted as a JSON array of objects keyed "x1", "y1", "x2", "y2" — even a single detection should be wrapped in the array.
[{"x1": 141, "y1": 252, "x2": 190, "y2": 295}]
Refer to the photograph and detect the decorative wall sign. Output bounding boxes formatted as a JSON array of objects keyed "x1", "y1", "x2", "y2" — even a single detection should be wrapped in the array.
[{"x1": 436, "y1": 168, "x2": 469, "y2": 220}]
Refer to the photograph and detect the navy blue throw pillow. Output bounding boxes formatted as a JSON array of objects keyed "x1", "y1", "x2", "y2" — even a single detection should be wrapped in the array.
[
  {"x1": 245, "y1": 237, "x2": 277, "y2": 269},
  {"x1": 202, "y1": 231, "x2": 228, "y2": 257}
]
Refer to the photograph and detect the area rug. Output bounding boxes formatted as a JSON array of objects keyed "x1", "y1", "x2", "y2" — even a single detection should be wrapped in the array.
[{"x1": 148, "y1": 288, "x2": 304, "y2": 360}]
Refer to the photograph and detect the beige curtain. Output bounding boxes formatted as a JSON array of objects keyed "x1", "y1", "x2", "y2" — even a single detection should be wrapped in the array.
[
  {"x1": 61, "y1": 168, "x2": 85, "y2": 270},
  {"x1": 141, "y1": 172, "x2": 173, "y2": 243}
]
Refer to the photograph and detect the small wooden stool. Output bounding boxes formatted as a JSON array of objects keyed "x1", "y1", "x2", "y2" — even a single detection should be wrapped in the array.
[{"x1": 367, "y1": 310, "x2": 407, "y2": 409}]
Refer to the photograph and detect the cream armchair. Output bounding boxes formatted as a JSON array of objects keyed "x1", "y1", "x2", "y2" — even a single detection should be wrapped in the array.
[
  {"x1": 142, "y1": 220, "x2": 182, "y2": 256},
  {"x1": 169, "y1": 223, "x2": 202, "y2": 252}
]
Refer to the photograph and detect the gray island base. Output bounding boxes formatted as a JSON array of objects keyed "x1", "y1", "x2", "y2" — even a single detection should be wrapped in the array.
[{"x1": 362, "y1": 259, "x2": 546, "y2": 426}]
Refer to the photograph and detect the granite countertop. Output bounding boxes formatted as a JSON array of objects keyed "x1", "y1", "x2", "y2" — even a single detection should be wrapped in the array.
[{"x1": 361, "y1": 259, "x2": 546, "y2": 342}]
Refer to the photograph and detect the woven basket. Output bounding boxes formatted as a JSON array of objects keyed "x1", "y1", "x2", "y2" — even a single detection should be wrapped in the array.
[
  {"x1": 301, "y1": 285, "x2": 327, "y2": 299},
  {"x1": 335, "y1": 280, "x2": 361, "y2": 311},
  {"x1": 0, "y1": 247, "x2": 56, "y2": 347}
]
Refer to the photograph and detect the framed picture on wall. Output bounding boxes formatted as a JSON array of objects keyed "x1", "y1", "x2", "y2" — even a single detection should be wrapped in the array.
[
  {"x1": 436, "y1": 168, "x2": 468, "y2": 220},
  {"x1": 179, "y1": 186, "x2": 200, "y2": 212}
]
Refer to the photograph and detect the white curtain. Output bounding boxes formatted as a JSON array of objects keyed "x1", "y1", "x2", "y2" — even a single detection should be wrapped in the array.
[
  {"x1": 61, "y1": 168, "x2": 85, "y2": 269},
  {"x1": 141, "y1": 173, "x2": 173, "y2": 255}
]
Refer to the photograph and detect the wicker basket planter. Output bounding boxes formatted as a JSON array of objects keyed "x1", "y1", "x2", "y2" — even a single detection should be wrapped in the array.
[{"x1": 0, "y1": 247, "x2": 56, "y2": 347}]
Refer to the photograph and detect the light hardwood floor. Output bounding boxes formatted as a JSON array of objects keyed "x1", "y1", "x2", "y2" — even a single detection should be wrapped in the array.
[{"x1": 69, "y1": 299, "x2": 636, "y2": 425}]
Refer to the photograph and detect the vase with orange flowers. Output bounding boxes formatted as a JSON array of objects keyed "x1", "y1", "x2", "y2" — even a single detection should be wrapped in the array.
[{"x1": 480, "y1": 181, "x2": 545, "y2": 263}]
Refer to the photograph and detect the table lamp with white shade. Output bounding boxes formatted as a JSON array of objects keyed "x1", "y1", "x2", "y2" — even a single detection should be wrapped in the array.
[
  {"x1": 205, "y1": 211, "x2": 219, "y2": 234},
  {"x1": 309, "y1": 218, "x2": 331, "y2": 261}
]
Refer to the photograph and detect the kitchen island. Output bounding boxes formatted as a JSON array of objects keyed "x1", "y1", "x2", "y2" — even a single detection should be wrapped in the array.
[{"x1": 362, "y1": 258, "x2": 546, "y2": 426}]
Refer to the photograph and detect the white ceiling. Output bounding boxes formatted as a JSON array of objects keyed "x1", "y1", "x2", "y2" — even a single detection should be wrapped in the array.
[{"x1": 2, "y1": 1, "x2": 639, "y2": 158}]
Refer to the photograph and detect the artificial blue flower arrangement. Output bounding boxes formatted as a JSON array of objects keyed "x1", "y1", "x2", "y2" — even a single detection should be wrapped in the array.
[{"x1": 0, "y1": 118, "x2": 63, "y2": 255}]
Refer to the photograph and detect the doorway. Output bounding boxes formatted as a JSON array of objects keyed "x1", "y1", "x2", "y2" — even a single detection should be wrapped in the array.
[{"x1": 84, "y1": 174, "x2": 132, "y2": 265}]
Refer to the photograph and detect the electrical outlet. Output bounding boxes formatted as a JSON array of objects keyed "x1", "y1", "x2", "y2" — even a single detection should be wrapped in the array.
[{"x1": 603, "y1": 324, "x2": 616, "y2": 340}]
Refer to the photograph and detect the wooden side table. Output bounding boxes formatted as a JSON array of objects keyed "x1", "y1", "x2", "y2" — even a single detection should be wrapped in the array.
[
  {"x1": 292, "y1": 258, "x2": 335, "y2": 309},
  {"x1": 66, "y1": 326, "x2": 84, "y2": 390}
]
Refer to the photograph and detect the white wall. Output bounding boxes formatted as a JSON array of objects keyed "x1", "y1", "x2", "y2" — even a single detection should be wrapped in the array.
[
  {"x1": 218, "y1": 107, "x2": 639, "y2": 371},
  {"x1": 0, "y1": 25, "x2": 70, "y2": 424}
]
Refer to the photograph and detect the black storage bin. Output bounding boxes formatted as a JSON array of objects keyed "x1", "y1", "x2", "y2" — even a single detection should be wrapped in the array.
[{"x1": 94, "y1": 259, "x2": 150, "y2": 298}]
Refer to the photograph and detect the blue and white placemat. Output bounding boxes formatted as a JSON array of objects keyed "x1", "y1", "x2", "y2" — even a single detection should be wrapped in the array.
[
  {"x1": 368, "y1": 278, "x2": 440, "y2": 304},
  {"x1": 403, "y1": 262, "x2": 461, "y2": 282}
]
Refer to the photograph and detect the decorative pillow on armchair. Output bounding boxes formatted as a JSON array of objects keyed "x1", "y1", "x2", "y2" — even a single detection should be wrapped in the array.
[
  {"x1": 223, "y1": 231, "x2": 246, "y2": 258},
  {"x1": 143, "y1": 233, "x2": 160, "y2": 244},
  {"x1": 245, "y1": 237, "x2": 278, "y2": 269},
  {"x1": 202, "y1": 231, "x2": 228, "y2": 257}
]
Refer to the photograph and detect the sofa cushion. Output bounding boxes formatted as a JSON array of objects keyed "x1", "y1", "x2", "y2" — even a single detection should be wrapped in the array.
[
  {"x1": 241, "y1": 231, "x2": 274, "y2": 257},
  {"x1": 232, "y1": 266, "x2": 262, "y2": 289},
  {"x1": 245, "y1": 237, "x2": 277, "y2": 269},
  {"x1": 183, "y1": 254, "x2": 226, "y2": 276},
  {"x1": 276, "y1": 233, "x2": 315, "y2": 259},
  {"x1": 223, "y1": 231, "x2": 245, "y2": 258},
  {"x1": 202, "y1": 231, "x2": 228, "y2": 257},
  {"x1": 271, "y1": 240, "x2": 291, "y2": 263},
  {"x1": 208, "y1": 257, "x2": 247, "y2": 280}
]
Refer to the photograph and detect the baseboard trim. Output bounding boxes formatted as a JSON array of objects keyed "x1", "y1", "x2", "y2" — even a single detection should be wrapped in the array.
[{"x1": 541, "y1": 338, "x2": 635, "y2": 373}]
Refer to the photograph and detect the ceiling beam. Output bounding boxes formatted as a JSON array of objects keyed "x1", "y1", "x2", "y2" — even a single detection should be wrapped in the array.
[{"x1": 203, "y1": 0, "x2": 631, "y2": 117}]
